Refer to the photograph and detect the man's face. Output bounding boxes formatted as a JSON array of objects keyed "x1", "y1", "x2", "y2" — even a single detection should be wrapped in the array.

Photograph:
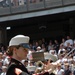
[{"x1": 16, "y1": 47, "x2": 28, "y2": 60}]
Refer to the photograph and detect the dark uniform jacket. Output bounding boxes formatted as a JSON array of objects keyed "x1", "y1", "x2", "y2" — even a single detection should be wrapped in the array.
[
  {"x1": 6, "y1": 58, "x2": 30, "y2": 75},
  {"x1": 6, "y1": 58, "x2": 50, "y2": 75}
]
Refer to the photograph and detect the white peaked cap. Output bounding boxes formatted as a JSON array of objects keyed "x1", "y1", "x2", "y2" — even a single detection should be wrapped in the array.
[
  {"x1": 37, "y1": 46, "x2": 41, "y2": 49},
  {"x1": 9, "y1": 35, "x2": 30, "y2": 48},
  {"x1": 44, "y1": 52, "x2": 58, "y2": 62},
  {"x1": 26, "y1": 66, "x2": 36, "y2": 71},
  {"x1": 2, "y1": 66, "x2": 7, "y2": 69}
]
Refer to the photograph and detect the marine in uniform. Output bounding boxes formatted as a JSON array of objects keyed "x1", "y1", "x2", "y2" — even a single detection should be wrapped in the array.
[
  {"x1": 6, "y1": 35, "x2": 57, "y2": 75},
  {"x1": 6, "y1": 35, "x2": 31, "y2": 75}
]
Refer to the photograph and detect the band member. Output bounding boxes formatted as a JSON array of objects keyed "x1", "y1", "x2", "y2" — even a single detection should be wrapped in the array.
[
  {"x1": 6, "y1": 34, "x2": 57, "y2": 75},
  {"x1": 6, "y1": 35, "x2": 31, "y2": 75}
]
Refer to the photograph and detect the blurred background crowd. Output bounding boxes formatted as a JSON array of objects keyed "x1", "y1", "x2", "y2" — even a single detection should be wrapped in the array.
[
  {"x1": 0, "y1": 35, "x2": 75, "y2": 75},
  {"x1": 0, "y1": 0, "x2": 43, "y2": 7}
]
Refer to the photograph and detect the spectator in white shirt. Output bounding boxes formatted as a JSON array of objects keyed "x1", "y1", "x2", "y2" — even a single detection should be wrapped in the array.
[
  {"x1": 49, "y1": 50, "x2": 58, "y2": 58},
  {"x1": 1, "y1": 66, "x2": 7, "y2": 75},
  {"x1": 55, "y1": 63, "x2": 64, "y2": 75},
  {"x1": 3, "y1": 56, "x2": 10, "y2": 67},
  {"x1": 36, "y1": 46, "x2": 43, "y2": 52},
  {"x1": 58, "y1": 44, "x2": 66, "y2": 56},
  {"x1": 64, "y1": 35, "x2": 73, "y2": 47}
]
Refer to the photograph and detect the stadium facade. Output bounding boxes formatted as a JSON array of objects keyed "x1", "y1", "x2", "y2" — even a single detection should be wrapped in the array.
[{"x1": 0, "y1": 0, "x2": 75, "y2": 46}]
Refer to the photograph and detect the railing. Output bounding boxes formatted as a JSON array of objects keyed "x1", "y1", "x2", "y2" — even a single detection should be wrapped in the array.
[
  {"x1": 45, "y1": 0, "x2": 62, "y2": 8},
  {"x1": 0, "y1": 0, "x2": 75, "y2": 16},
  {"x1": 10, "y1": 0, "x2": 27, "y2": 13},
  {"x1": 0, "y1": 0, "x2": 10, "y2": 15},
  {"x1": 28, "y1": 0, "x2": 44, "y2": 11}
]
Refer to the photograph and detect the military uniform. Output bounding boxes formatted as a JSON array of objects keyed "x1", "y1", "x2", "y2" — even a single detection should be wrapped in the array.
[
  {"x1": 6, "y1": 58, "x2": 50, "y2": 75},
  {"x1": 6, "y1": 58, "x2": 31, "y2": 75}
]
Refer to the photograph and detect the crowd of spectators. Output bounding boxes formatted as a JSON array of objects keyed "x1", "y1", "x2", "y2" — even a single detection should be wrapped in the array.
[
  {"x1": 0, "y1": 35, "x2": 75, "y2": 75},
  {"x1": 0, "y1": 0, "x2": 43, "y2": 7}
]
